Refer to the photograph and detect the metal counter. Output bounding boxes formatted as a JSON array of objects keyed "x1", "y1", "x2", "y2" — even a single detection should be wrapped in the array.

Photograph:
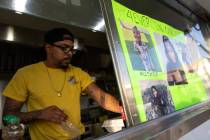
[{"x1": 97, "y1": 100, "x2": 210, "y2": 140}]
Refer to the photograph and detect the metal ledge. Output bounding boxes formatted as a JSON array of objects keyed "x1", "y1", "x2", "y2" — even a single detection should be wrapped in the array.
[{"x1": 97, "y1": 100, "x2": 210, "y2": 140}]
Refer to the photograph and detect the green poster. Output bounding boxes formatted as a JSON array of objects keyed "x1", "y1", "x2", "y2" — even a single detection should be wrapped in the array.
[{"x1": 111, "y1": 0, "x2": 208, "y2": 122}]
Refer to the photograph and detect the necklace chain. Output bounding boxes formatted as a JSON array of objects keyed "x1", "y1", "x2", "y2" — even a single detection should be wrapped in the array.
[{"x1": 45, "y1": 66, "x2": 67, "y2": 97}]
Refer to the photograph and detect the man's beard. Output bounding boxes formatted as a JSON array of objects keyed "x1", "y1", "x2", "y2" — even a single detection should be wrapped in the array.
[{"x1": 60, "y1": 59, "x2": 70, "y2": 69}]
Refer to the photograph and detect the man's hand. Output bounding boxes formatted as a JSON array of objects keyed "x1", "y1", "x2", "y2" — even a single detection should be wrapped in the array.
[
  {"x1": 39, "y1": 106, "x2": 68, "y2": 123},
  {"x1": 3, "y1": 98, "x2": 68, "y2": 124}
]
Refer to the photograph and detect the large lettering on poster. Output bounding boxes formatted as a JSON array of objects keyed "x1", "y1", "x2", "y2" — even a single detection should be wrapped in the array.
[{"x1": 112, "y1": 0, "x2": 208, "y2": 122}]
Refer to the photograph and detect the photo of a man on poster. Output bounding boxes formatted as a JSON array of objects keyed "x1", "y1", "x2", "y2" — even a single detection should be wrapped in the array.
[
  {"x1": 120, "y1": 21, "x2": 161, "y2": 72},
  {"x1": 151, "y1": 86, "x2": 166, "y2": 116},
  {"x1": 141, "y1": 80, "x2": 175, "y2": 120}
]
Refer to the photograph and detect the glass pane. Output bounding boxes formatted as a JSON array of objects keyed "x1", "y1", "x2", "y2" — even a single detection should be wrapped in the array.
[{"x1": 111, "y1": 0, "x2": 210, "y2": 123}]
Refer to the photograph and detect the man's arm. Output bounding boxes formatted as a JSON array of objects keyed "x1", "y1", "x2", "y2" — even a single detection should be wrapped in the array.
[
  {"x1": 85, "y1": 83, "x2": 122, "y2": 113},
  {"x1": 120, "y1": 21, "x2": 132, "y2": 30},
  {"x1": 3, "y1": 97, "x2": 68, "y2": 124}
]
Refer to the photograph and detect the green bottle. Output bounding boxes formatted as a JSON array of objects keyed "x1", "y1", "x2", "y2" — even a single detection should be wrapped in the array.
[{"x1": 2, "y1": 115, "x2": 24, "y2": 140}]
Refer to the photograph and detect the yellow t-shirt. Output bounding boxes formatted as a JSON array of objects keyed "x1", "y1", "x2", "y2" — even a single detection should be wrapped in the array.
[{"x1": 3, "y1": 61, "x2": 94, "y2": 140}]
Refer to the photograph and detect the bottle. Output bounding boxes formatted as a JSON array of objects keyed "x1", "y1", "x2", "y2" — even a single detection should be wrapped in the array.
[
  {"x1": 2, "y1": 115, "x2": 24, "y2": 140},
  {"x1": 61, "y1": 121, "x2": 81, "y2": 139}
]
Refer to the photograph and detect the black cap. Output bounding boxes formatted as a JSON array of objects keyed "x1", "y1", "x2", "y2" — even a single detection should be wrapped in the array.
[
  {"x1": 163, "y1": 35, "x2": 169, "y2": 42},
  {"x1": 44, "y1": 28, "x2": 74, "y2": 44}
]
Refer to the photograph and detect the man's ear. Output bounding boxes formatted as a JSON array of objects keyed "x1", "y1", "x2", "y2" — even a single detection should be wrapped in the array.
[
  {"x1": 45, "y1": 43, "x2": 53, "y2": 50},
  {"x1": 44, "y1": 44, "x2": 52, "y2": 54},
  {"x1": 45, "y1": 43, "x2": 51, "y2": 49}
]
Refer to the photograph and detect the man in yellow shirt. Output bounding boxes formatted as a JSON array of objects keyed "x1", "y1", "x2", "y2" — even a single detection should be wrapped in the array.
[{"x1": 2, "y1": 28, "x2": 123, "y2": 140}]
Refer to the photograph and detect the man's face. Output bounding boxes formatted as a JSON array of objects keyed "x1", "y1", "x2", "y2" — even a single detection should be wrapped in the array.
[
  {"x1": 48, "y1": 39, "x2": 75, "y2": 68},
  {"x1": 152, "y1": 88, "x2": 158, "y2": 97},
  {"x1": 133, "y1": 29, "x2": 141, "y2": 41}
]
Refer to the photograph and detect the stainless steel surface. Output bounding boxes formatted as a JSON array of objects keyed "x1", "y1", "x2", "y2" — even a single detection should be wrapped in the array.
[
  {"x1": 200, "y1": 21, "x2": 210, "y2": 48},
  {"x1": 0, "y1": 0, "x2": 105, "y2": 32},
  {"x1": 0, "y1": 0, "x2": 195, "y2": 32},
  {"x1": 0, "y1": 0, "x2": 209, "y2": 49},
  {"x1": 0, "y1": 0, "x2": 108, "y2": 48},
  {"x1": 195, "y1": 0, "x2": 210, "y2": 16},
  {"x1": 158, "y1": 0, "x2": 209, "y2": 22},
  {"x1": 0, "y1": 23, "x2": 43, "y2": 46},
  {"x1": 97, "y1": 100, "x2": 210, "y2": 140},
  {"x1": 0, "y1": 9, "x2": 108, "y2": 48},
  {"x1": 99, "y1": 0, "x2": 140, "y2": 126},
  {"x1": 0, "y1": 0, "x2": 209, "y2": 34}
]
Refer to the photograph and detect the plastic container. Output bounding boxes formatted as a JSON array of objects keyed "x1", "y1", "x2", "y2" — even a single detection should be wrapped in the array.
[
  {"x1": 2, "y1": 115, "x2": 24, "y2": 140},
  {"x1": 102, "y1": 118, "x2": 124, "y2": 133},
  {"x1": 61, "y1": 121, "x2": 81, "y2": 139}
]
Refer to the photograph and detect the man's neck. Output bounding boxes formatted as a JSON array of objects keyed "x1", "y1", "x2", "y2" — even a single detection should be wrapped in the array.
[
  {"x1": 44, "y1": 60, "x2": 69, "y2": 70},
  {"x1": 44, "y1": 60, "x2": 58, "y2": 68}
]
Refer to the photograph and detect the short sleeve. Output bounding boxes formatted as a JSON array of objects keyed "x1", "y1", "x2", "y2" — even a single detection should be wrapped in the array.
[
  {"x1": 3, "y1": 69, "x2": 28, "y2": 102},
  {"x1": 76, "y1": 68, "x2": 94, "y2": 92}
]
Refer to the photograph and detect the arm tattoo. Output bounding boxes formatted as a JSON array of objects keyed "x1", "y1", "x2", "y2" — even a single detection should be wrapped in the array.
[
  {"x1": 3, "y1": 98, "x2": 41, "y2": 124},
  {"x1": 88, "y1": 87, "x2": 95, "y2": 95},
  {"x1": 86, "y1": 84, "x2": 121, "y2": 113},
  {"x1": 3, "y1": 98, "x2": 23, "y2": 114},
  {"x1": 100, "y1": 92, "x2": 106, "y2": 107},
  {"x1": 21, "y1": 111, "x2": 42, "y2": 123},
  {"x1": 86, "y1": 83, "x2": 106, "y2": 107}
]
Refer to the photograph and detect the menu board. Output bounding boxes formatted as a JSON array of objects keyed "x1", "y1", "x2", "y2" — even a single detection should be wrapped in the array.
[{"x1": 112, "y1": 0, "x2": 208, "y2": 122}]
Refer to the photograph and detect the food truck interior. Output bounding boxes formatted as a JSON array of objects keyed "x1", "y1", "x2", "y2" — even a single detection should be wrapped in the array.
[
  {"x1": 0, "y1": 0, "x2": 210, "y2": 140},
  {"x1": 0, "y1": 3, "x2": 122, "y2": 140}
]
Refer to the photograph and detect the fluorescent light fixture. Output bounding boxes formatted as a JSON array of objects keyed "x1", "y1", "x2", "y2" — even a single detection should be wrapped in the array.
[
  {"x1": 93, "y1": 19, "x2": 105, "y2": 31},
  {"x1": 15, "y1": 11, "x2": 23, "y2": 14},
  {"x1": 74, "y1": 38, "x2": 79, "y2": 50},
  {"x1": 58, "y1": 0, "x2": 67, "y2": 4},
  {"x1": 7, "y1": 26, "x2": 14, "y2": 41},
  {"x1": 71, "y1": 0, "x2": 81, "y2": 6},
  {"x1": 13, "y1": 0, "x2": 27, "y2": 13}
]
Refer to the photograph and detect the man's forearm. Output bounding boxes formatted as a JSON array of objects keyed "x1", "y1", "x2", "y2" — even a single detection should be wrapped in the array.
[
  {"x1": 4, "y1": 110, "x2": 42, "y2": 124},
  {"x1": 102, "y1": 93, "x2": 122, "y2": 113},
  {"x1": 86, "y1": 83, "x2": 122, "y2": 113}
]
